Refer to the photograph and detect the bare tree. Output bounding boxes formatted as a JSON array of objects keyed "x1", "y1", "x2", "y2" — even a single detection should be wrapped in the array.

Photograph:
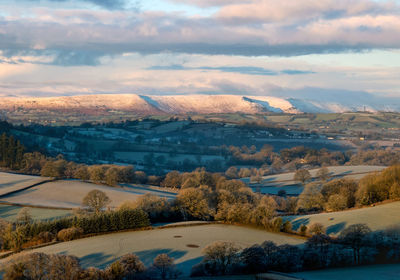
[
  {"x1": 294, "y1": 169, "x2": 312, "y2": 185},
  {"x1": 316, "y1": 167, "x2": 330, "y2": 181},
  {"x1": 308, "y1": 223, "x2": 326, "y2": 236},
  {"x1": 153, "y1": 254, "x2": 177, "y2": 279},
  {"x1": 82, "y1": 190, "x2": 111, "y2": 214},
  {"x1": 339, "y1": 224, "x2": 372, "y2": 265},
  {"x1": 202, "y1": 241, "x2": 240, "y2": 274},
  {"x1": 16, "y1": 207, "x2": 32, "y2": 225}
]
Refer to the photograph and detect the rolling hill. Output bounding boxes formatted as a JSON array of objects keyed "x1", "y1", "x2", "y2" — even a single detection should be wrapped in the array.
[
  {"x1": 0, "y1": 93, "x2": 398, "y2": 116},
  {"x1": 284, "y1": 201, "x2": 400, "y2": 236},
  {"x1": 0, "y1": 224, "x2": 305, "y2": 276}
]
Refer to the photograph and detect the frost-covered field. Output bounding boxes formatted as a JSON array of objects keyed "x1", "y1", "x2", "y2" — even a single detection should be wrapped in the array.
[
  {"x1": 0, "y1": 180, "x2": 177, "y2": 209},
  {"x1": 0, "y1": 204, "x2": 72, "y2": 222},
  {"x1": 244, "y1": 165, "x2": 386, "y2": 195},
  {"x1": 292, "y1": 264, "x2": 400, "y2": 280},
  {"x1": 0, "y1": 172, "x2": 50, "y2": 196},
  {"x1": 0, "y1": 224, "x2": 304, "y2": 276},
  {"x1": 284, "y1": 201, "x2": 400, "y2": 235}
]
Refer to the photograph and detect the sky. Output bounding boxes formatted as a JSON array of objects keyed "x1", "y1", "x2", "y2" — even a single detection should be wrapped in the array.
[{"x1": 0, "y1": 0, "x2": 399, "y2": 98}]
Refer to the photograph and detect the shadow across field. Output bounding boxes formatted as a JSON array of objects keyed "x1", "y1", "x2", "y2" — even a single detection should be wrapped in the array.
[
  {"x1": 136, "y1": 248, "x2": 187, "y2": 265},
  {"x1": 327, "y1": 222, "x2": 347, "y2": 235},
  {"x1": 0, "y1": 178, "x2": 31, "y2": 188},
  {"x1": 286, "y1": 217, "x2": 310, "y2": 231},
  {"x1": 80, "y1": 252, "x2": 114, "y2": 269},
  {"x1": 285, "y1": 216, "x2": 347, "y2": 235},
  {"x1": 0, "y1": 205, "x2": 20, "y2": 219}
]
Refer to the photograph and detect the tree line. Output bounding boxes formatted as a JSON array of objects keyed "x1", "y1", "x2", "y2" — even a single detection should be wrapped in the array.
[
  {"x1": 224, "y1": 144, "x2": 400, "y2": 175},
  {"x1": 0, "y1": 208, "x2": 150, "y2": 252},
  {"x1": 4, "y1": 252, "x2": 180, "y2": 280},
  {"x1": 192, "y1": 223, "x2": 400, "y2": 277}
]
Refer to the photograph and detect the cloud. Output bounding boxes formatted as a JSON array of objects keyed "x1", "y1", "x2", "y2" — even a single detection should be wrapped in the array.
[
  {"x1": 216, "y1": 0, "x2": 398, "y2": 23},
  {"x1": 51, "y1": 51, "x2": 104, "y2": 66},
  {"x1": 0, "y1": 0, "x2": 399, "y2": 65},
  {"x1": 148, "y1": 64, "x2": 315, "y2": 76},
  {"x1": 24, "y1": 0, "x2": 130, "y2": 9},
  {"x1": 281, "y1": 70, "x2": 315, "y2": 75},
  {"x1": 169, "y1": 0, "x2": 247, "y2": 8}
]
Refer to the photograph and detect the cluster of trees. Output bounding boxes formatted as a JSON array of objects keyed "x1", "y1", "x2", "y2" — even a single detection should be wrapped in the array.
[
  {"x1": 192, "y1": 223, "x2": 400, "y2": 277},
  {"x1": 125, "y1": 169, "x2": 285, "y2": 232},
  {"x1": 295, "y1": 165, "x2": 400, "y2": 213},
  {"x1": 4, "y1": 252, "x2": 180, "y2": 280},
  {"x1": 349, "y1": 149, "x2": 400, "y2": 166},
  {"x1": 227, "y1": 145, "x2": 275, "y2": 165},
  {"x1": 357, "y1": 165, "x2": 400, "y2": 205},
  {"x1": 40, "y1": 160, "x2": 141, "y2": 187},
  {"x1": 158, "y1": 165, "x2": 400, "y2": 220}
]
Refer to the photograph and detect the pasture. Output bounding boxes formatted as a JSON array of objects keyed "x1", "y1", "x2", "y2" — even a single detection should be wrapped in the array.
[
  {"x1": 0, "y1": 204, "x2": 72, "y2": 222},
  {"x1": 0, "y1": 224, "x2": 305, "y2": 276},
  {"x1": 284, "y1": 201, "x2": 400, "y2": 236},
  {"x1": 0, "y1": 180, "x2": 177, "y2": 209},
  {"x1": 0, "y1": 172, "x2": 50, "y2": 196}
]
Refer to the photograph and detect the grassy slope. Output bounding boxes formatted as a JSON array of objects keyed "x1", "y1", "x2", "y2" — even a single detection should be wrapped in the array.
[
  {"x1": 0, "y1": 180, "x2": 177, "y2": 209},
  {"x1": 0, "y1": 204, "x2": 72, "y2": 222},
  {"x1": 0, "y1": 224, "x2": 305, "y2": 276},
  {"x1": 284, "y1": 201, "x2": 400, "y2": 235},
  {"x1": 0, "y1": 172, "x2": 50, "y2": 196}
]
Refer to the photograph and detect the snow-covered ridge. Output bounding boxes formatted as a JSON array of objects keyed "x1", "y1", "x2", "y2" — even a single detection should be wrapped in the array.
[{"x1": 0, "y1": 93, "x2": 398, "y2": 114}]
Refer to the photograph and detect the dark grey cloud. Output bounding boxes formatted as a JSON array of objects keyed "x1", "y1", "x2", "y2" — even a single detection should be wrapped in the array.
[
  {"x1": 200, "y1": 66, "x2": 277, "y2": 75},
  {"x1": 51, "y1": 51, "x2": 104, "y2": 66},
  {"x1": 281, "y1": 70, "x2": 315, "y2": 75},
  {"x1": 24, "y1": 0, "x2": 130, "y2": 9},
  {"x1": 148, "y1": 64, "x2": 315, "y2": 76},
  {"x1": 0, "y1": 48, "x2": 106, "y2": 66}
]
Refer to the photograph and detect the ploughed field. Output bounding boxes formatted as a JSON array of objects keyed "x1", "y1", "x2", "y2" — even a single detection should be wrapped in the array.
[
  {"x1": 0, "y1": 224, "x2": 305, "y2": 276},
  {"x1": 244, "y1": 165, "x2": 386, "y2": 195},
  {"x1": 284, "y1": 201, "x2": 400, "y2": 236},
  {"x1": 0, "y1": 180, "x2": 176, "y2": 209}
]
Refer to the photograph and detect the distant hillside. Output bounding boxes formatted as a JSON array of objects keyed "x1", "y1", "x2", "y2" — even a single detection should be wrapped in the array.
[{"x1": 0, "y1": 93, "x2": 398, "y2": 116}]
